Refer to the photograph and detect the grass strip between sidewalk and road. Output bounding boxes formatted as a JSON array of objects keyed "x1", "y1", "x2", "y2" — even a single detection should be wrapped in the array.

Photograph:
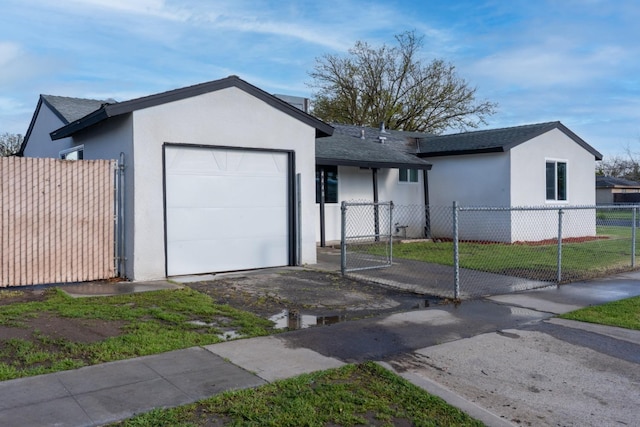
[
  {"x1": 559, "y1": 295, "x2": 640, "y2": 330},
  {"x1": 0, "y1": 287, "x2": 274, "y2": 380},
  {"x1": 113, "y1": 361, "x2": 484, "y2": 427}
]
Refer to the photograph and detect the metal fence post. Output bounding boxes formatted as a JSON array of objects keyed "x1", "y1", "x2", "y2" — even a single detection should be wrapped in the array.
[
  {"x1": 632, "y1": 206, "x2": 637, "y2": 268},
  {"x1": 340, "y1": 201, "x2": 347, "y2": 275},
  {"x1": 389, "y1": 201, "x2": 394, "y2": 264},
  {"x1": 557, "y1": 208, "x2": 564, "y2": 284},
  {"x1": 453, "y1": 201, "x2": 460, "y2": 299}
]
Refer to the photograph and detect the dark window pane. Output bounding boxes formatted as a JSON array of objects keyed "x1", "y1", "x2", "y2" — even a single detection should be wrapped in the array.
[
  {"x1": 399, "y1": 168, "x2": 408, "y2": 182},
  {"x1": 546, "y1": 162, "x2": 555, "y2": 200},
  {"x1": 316, "y1": 166, "x2": 338, "y2": 204},
  {"x1": 409, "y1": 169, "x2": 418, "y2": 182},
  {"x1": 557, "y1": 162, "x2": 567, "y2": 200}
]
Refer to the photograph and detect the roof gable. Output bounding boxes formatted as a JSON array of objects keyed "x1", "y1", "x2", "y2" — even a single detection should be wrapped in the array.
[
  {"x1": 18, "y1": 95, "x2": 106, "y2": 156},
  {"x1": 50, "y1": 76, "x2": 333, "y2": 140},
  {"x1": 417, "y1": 121, "x2": 603, "y2": 160}
]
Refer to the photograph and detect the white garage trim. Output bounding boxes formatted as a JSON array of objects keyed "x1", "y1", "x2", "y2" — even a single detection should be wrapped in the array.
[{"x1": 163, "y1": 144, "x2": 296, "y2": 276}]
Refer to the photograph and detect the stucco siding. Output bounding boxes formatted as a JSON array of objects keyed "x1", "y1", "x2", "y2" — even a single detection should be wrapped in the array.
[
  {"x1": 130, "y1": 87, "x2": 317, "y2": 280},
  {"x1": 423, "y1": 153, "x2": 510, "y2": 239},
  {"x1": 510, "y1": 129, "x2": 596, "y2": 241},
  {"x1": 316, "y1": 166, "x2": 426, "y2": 242},
  {"x1": 510, "y1": 128, "x2": 596, "y2": 206},
  {"x1": 72, "y1": 115, "x2": 134, "y2": 278}
]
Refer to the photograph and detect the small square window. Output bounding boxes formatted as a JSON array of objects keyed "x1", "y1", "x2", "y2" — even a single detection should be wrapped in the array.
[{"x1": 399, "y1": 168, "x2": 418, "y2": 183}]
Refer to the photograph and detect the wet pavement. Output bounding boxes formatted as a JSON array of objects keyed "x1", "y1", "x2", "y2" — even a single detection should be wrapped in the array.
[{"x1": 1, "y1": 259, "x2": 639, "y2": 426}]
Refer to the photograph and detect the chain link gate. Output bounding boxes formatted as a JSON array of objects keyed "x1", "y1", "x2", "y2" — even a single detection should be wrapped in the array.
[{"x1": 340, "y1": 201, "x2": 393, "y2": 274}]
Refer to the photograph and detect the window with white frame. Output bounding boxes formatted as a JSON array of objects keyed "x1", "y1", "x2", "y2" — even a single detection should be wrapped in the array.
[
  {"x1": 546, "y1": 160, "x2": 567, "y2": 201},
  {"x1": 59, "y1": 146, "x2": 84, "y2": 160},
  {"x1": 399, "y1": 168, "x2": 418, "y2": 183}
]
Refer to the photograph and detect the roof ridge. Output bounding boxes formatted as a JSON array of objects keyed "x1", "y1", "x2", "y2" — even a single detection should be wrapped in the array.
[{"x1": 423, "y1": 121, "x2": 560, "y2": 139}]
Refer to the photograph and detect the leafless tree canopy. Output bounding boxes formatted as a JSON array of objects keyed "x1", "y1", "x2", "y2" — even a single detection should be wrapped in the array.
[
  {"x1": 308, "y1": 31, "x2": 497, "y2": 134},
  {"x1": 597, "y1": 146, "x2": 640, "y2": 181},
  {"x1": 0, "y1": 132, "x2": 22, "y2": 156}
]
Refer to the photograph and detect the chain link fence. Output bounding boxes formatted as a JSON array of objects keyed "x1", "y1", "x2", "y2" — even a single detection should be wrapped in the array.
[
  {"x1": 341, "y1": 202, "x2": 640, "y2": 299},
  {"x1": 340, "y1": 201, "x2": 393, "y2": 273}
]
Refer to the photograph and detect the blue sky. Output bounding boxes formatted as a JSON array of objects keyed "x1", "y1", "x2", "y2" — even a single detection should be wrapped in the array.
[{"x1": 1, "y1": 0, "x2": 639, "y2": 159}]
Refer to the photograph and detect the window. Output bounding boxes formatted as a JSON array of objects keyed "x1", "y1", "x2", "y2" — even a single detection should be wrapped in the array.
[
  {"x1": 399, "y1": 168, "x2": 418, "y2": 183},
  {"x1": 546, "y1": 160, "x2": 567, "y2": 201},
  {"x1": 316, "y1": 166, "x2": 338, "y2": 203},
  {"x1": 59, "y1": 146, "x2": 84, "y2": 160}
]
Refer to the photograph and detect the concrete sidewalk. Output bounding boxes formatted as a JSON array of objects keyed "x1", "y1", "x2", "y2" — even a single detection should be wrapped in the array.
[{"x1": 0, "y1": 273, "x2": 639, "y2": 426}]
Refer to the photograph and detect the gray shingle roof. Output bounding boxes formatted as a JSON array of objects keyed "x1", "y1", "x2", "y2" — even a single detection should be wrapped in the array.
[
  {"x1": 417, "y1": 121, "x2": 603, "y2": 160},
  {"x1": 316, "y1": 132, "x2": 432, "y2": 170},
  {"x1": 331, "y1": 123, "x2": 429, "y2": 155},
  {"x1": 596, "y1": 176, "x2": 640, "y2": 188},
  {"x1": 51, "y1": 76, "x2": 333, "y2": 140},
  {"x1": 41, "y1": 95, "x2": 107, "y2": 124}
]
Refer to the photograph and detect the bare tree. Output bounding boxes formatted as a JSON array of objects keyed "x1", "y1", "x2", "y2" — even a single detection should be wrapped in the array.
[
  {"x1": 0, "y1": 132, "x2": 23, "y2": 156},
  {"x1": 308, "y1": 30, "x2": 497, "y2": 133}
]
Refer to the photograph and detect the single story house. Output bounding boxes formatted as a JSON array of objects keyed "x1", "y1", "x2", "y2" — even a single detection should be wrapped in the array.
[
  {"x1": 321, "y1": 121, "x2": 603, "y2": 243},
  {"x1": 19, "y1": 76, "x2": 333, "y2": 281},
  {"x1": 596, "y1": 176, "x2": 640, "y2": 204}
]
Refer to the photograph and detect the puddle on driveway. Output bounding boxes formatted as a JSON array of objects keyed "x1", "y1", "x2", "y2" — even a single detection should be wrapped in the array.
[
  {"x1": 269, "y1": 309, "x2": 346, "y2": 330},
  {"x1": 187, "y1": 320, "x2": 242, "y2": 341}
]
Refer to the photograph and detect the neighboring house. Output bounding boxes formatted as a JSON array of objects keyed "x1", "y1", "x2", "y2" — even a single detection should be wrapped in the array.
[
  {"x1": 596, "y1": 176, "x2": 640, "y2": 204},
  {"x1": 416, "y1": 121, "x2": 602, "y2": 242},
  {"x1": 19, "y1": 95, "x2": 107, "y2": 159},
  {"x1": 315, "y1": 124, "x2": 432, "y2": 243},
  {"x1": 19, "y1": 76, "x2": 333, "y2": 281}
]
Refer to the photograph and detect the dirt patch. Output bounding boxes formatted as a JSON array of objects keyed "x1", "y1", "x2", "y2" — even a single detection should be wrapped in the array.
[
  {"x1": 0, "y1": 313, "x2": 126, "y2": 344},
  {"x1": 185, "y1": 269, "x2": 438, "y2": 321}
]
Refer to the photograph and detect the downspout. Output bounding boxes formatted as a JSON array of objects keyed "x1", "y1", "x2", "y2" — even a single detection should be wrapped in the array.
[
  {"x1": 319, "y1": 168, "x2": 326, "y2": 247},
  {"x1": 372, "y1": 168, "x2": 379, "y2": 241},
  {"x1": 422, "y1": 169, "x2": 431, "y2": 238}
]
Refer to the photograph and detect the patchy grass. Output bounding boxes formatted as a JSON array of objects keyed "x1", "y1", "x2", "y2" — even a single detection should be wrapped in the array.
[
  {"x1": 0, "y1": 288, "x2": 274, "y2": 380},
  {"x1": 113, "y1": 362, "x2": 484, "y2": 427},
  {"x1": 559, "y1": 296, "x2": 640, "y2": 330}
]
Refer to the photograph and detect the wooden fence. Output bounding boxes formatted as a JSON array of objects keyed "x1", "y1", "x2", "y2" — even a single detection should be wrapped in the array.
[{"x1": 1, "y1": 157, "x2": 117, "y2": 287}]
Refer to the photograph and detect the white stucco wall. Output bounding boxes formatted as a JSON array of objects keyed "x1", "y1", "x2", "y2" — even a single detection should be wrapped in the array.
[
  {"x1": 510, "y1": 129, "x2": 597, "y2": 241},
  {"x1": 316, "y1": 166, "x2": 427, "y2": 242},
  {"x1": 22, "y1": 103, "x2": 77, "y2": 158},
  {"x1": 423, "y1": 152, "x2": 511, "y2": 239},
  {"x1": 127, "y1": 87, "x2": 317, "y2": 280}
]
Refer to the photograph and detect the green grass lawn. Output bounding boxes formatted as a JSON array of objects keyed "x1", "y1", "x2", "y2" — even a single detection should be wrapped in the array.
[
  {"x1": 0, "y1": 288, "x2": 273, "y2": 380},
  {"x1": 114, "y1": 362, "x2": 484, "y2": 427},
  {"x1": 363, "y1": 225, "x2": 640, "y2": 281},
  {"x1": 559, "y1": 295, "x2": 640, "y2": 330}
]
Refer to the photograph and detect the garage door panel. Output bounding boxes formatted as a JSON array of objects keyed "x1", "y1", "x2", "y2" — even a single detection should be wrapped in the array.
[
  {"x1": 168, "y1": 237, "x2": 288, "y2": 276},
  {"x1": 167, "y1": 175, "x2": 286, "y2": 208},
  {"x1": 167, "y1": 207, "x2": 287, "y2": 240},
  {"x1": 165, "y1": 146, "x2": 291, "y2": 276}
]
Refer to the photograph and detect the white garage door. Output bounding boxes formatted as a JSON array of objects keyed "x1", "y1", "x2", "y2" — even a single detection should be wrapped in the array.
[{"x1": 165, "y1": 146, "x2": 290, "y2": 276}]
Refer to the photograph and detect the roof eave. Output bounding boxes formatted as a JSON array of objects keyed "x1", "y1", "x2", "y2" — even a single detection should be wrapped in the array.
[
  {"x1": 417, "y1": 146, "x2": 505, "y2": 158},
  {"x1": 50, "y1": 108, "x2": 110, "y2": 140},
  {"x1": 316, "y1": 157, "x2": 432, "y2": 170}
]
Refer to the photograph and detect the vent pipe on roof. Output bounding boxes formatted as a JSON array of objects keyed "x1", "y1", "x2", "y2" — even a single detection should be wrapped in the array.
[
  {"x1": 361, "y1": 128, "x2": 365, "y2": 139},
  {"x1": 378, "y1": 122, "x2": 387, "y2": 143}
]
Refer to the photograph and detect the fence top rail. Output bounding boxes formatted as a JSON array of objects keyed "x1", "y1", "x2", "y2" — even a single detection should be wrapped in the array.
[
  {"x1": 457, "y1": 204, "x2": 640, "y2": 212},
  {"x1": 342, "y1": 201, "x2": 394, "y2": 208}
]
